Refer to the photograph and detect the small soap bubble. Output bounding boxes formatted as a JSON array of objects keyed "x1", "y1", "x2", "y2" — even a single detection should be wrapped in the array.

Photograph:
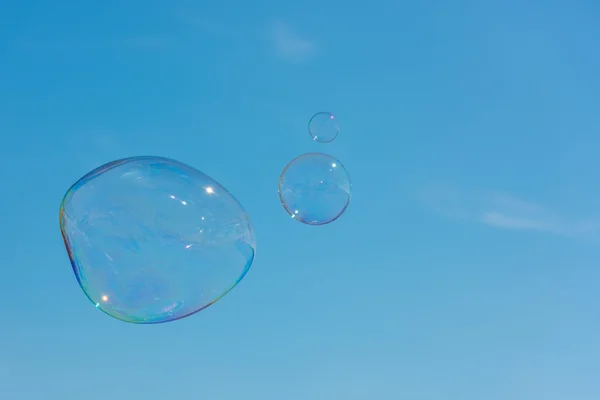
[
  {"x1": 59, "y1": 156, "x2": 256, "y2": 324},
  {"x1": 278, "y1": 152, "x2": 351, "y2": 225},
  {"x1": 308, "y1": 112, "x2": 340, "y2": 143}
]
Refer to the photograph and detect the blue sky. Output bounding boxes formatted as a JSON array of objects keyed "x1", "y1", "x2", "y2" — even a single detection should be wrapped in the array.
[{"x1": 1, "y1": 0, "x2": 600, "y2": 398}]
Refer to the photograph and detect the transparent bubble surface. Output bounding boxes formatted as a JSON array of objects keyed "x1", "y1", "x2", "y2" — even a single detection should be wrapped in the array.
[
  {"x1": 278, "y1": 152, "x2": 351, "y2": 225},
  {"x1": 59, "y1": 156, "x2": 256, "y2": 324},
  {"x1": 308, "y1": 112, "x2": 340, "y2": 143}
]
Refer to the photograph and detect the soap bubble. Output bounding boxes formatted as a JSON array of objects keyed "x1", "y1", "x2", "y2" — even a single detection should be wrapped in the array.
[
  {"x1": 278, "y1": 152, "x2": 351, "y2": 225},
  {"x1": 59, "y1": 156, "x2": 256, "y2": 324},
  {"x1": 308, "y1": 112, "x2": 340, "y2": 143}
]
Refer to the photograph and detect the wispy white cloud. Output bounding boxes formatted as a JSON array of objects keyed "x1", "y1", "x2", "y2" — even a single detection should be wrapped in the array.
[
  {"x1": 479, "y1": 211, "x2": 564, "y2": 233},
  {"x1": 420, "y1": 184, "x2": 597, "y2": 239},
  {"x1": 270, "y1": 20, "x2": 315, "y2": 63}
]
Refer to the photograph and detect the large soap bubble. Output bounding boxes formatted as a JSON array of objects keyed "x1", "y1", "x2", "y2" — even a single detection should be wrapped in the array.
[
  {"x1": 59, "y1": 156, "x2": 256, "y2": 324},
  {"x1": 278, "y1": 152, "x2": 351, "y2": 225}
]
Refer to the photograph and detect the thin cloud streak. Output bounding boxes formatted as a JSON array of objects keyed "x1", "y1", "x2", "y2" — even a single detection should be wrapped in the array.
[
  {"x1": 420, "y1": 184, "x2": 598, "y2": 239},
  {"x1": 270, "y1": 20, "x2": 315, "y2": 63},
  {"x1": 480, "y1": 212, "x2": 558, "y2": 232}
]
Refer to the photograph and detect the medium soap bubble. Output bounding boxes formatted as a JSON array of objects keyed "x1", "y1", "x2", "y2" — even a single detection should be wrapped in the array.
[
  {"x1": 308, "y1": 112, "x2": 339, "y2": 143},
  {"x1": 278, "y1": 152, "x2": 351, "y2": 225},
  {"x1": 59, "y1": 156, "x2": 256, "y2": 324}
]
